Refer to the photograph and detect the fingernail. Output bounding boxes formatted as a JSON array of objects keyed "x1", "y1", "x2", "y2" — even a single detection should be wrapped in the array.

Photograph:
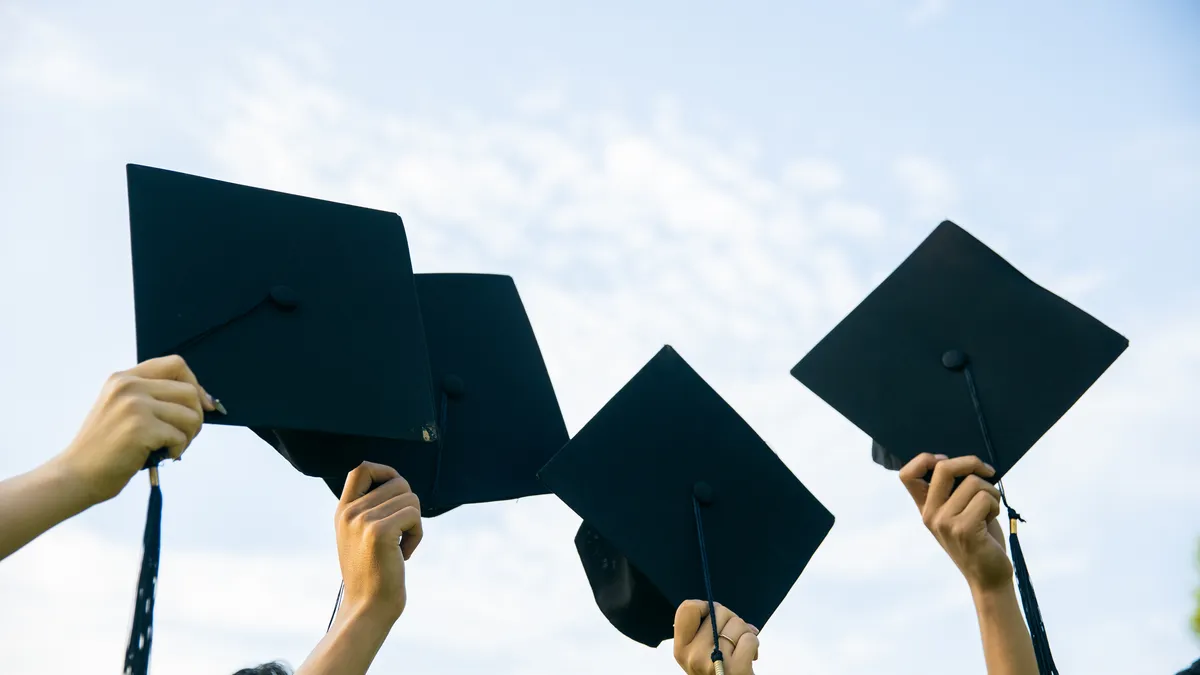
[
  {"x1": 984, "y1": 463, "x2": 995, "y2": 473},
  {"x1": 935, "y1": 454, "x2": 948, "y2": 461},
  {"x1": 213, "y1": 399, "x2": 228, "y2": 415},
  {"x1": 749, "y1": 624, "x2": 759, "y2": 635}
]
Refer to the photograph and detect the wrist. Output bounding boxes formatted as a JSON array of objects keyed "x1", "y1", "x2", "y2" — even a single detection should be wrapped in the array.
[
  {"x1": 38, "y1": 456, "x2": 100, "y2": 513},
  {"x1": 969, "y1": 577, "x2": 1018, "y2": 608},
  {"x1": 336, "y1": 594, "x2": 403, "y2": 634},
  {"x1": 295, "y1": 593, "x2": 400, "y2": 675}
]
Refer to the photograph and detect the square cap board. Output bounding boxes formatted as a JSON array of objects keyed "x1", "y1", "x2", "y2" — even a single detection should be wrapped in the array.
[
  {"x1": 791, "y1": 220, "x2": 1127, "y2": 479},
  {"x1": 129, "y1": 165, "x2": 569, "y2": 514},
  {"x1": 539, "y1": 346, "x2": 834, "y2": 646}
]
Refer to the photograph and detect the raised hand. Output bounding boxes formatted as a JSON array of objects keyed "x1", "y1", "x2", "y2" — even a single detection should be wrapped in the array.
[
  {"x1": 335, "y1": 462, "x2": 424, "y2": 622},
  {"x1": 673, "y1": 600, "x2": 759, "y2": 675},
  {"x1": 899, "y1": 453, "x2": 1010, "y2": 592},
  {"x1": 296, "y1": 462, "x2": 424, "y2": 675},
  {"x1": 55, "y1": 355, "x2": 216, "y2": 504}
]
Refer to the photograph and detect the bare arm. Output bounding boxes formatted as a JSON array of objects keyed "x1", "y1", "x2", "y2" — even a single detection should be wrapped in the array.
[
  {"x1": 900, "y1": 453, "x2": 1039, "y2": 675},
  {"x1": 0, "y1": 356, "x2": 212, "y2": 563},
  {"x1": 971, "y1": 582, "x2": 1040, "y2": 675},
  {"x1": 0, "y1": 460, "x2": 94, "y2": 561},
  {"x1": 295, "y1": 604, "x2": 396, "y2": 675},
  {"x1": 295, "y1": 462, "x2": 423, "y2": 675}
]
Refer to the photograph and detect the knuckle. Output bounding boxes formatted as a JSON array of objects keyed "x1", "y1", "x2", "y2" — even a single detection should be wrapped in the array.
[
  {"x1": 116, "y1": 394, "x2": 148, "y2": 417},
  {"x1": 340, "y1": 503, "x2": 364, "y2": 524},
  {"x1": 108, "y1": 373, "x2": 138, "y2": 395},
  {"x1": 364, "y1": 519, "x2": 388, "y2": 540},
  {"x1": 185, "y1": 409, "x2": 204, "y2": 436},
  {"x1": 932, "y1": 514, "x2": 953, "y2": 535}
]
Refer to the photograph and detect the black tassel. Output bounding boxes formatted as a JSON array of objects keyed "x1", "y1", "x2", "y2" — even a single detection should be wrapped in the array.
[
  {"x1": 955, "y1": 360, "x2": 1059, "y2": 674},
  {"x1": 692, "y1": 485, "x2": 725, "y2": 675},
  {"x1": 1007, "y1": 508, "x2": 1057, "y2": 675},
  {"x1": 124, "y1": 461, "x2": 164, "y2": 675}
]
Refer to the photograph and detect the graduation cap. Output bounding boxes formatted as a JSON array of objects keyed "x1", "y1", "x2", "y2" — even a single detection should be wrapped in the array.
[
  {"x1": 123, "y1": 165, "x2": 569, "y2": 672},
  {"x1": 539, "y1": 346, "x2": 834, "y2": 668},
  {"x1": 790, "y1": 220, "x2": 1128, "y2": 675},
  {"x1": 258, "y1": 272, "x2": 570, "y2": 517}
]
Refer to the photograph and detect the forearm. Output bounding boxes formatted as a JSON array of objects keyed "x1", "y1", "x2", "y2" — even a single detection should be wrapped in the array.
[
  {"x1": 0, "y1": 459, "x2": 96, "y2": 561},
  {"x1": 971, "y1": 580, "x2": 1040, "y2": 675},
  {"x1": 295, "y1": 602, "x2": 398, "y2": 675}
]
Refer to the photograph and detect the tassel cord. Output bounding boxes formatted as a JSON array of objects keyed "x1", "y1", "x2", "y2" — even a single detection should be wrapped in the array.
[
  {"x1": 123, "y1": 468, "x2": 163, "y2": 675},
  {"x1": 961, "y1": 365, "x2": 1058, "y2": 675},
  {"x1": 692, "y1": 497, "x2": 725, "y2": 671}
]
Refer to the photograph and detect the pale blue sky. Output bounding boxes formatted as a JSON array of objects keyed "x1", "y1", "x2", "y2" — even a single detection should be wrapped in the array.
[{"x1": 0, "y1": 1, "x2": 1197, "y2": 674}]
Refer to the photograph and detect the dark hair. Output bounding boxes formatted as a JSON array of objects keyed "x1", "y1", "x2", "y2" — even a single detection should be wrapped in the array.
[{"x1": 232, "y1": 662, "x2": 291, "y2": 675}]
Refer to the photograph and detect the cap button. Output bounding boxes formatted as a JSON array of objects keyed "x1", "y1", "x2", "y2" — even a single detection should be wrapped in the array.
[
  {"x1": 693, "y1": 481, "x2": 714, "y2": 506},
  {"x1": 941, "y1": 349, "x2": 968, "y2": 371},
  {"x1": 269, "y1": 285, "x2": 299, "y2": 311},
  {"x1": 442, "y1": 374, "x2": 465, "y2": 399}
]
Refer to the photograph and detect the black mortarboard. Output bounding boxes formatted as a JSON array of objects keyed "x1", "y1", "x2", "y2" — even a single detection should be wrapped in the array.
[
  {"x1": 123, "y1": 166, "x2": 569, "y2": 671},
  {"x1": 790, "y1": 220, "x2": 1128, "y2": 675},
  {"x1": 124, "y1": 163, "x2": 438, "y2": 675},
  {"x1": 539, "y1": 346, "x2": 835, "y2": 657},
  {"x1": 792, "y1": 221, "x2": 1127, "y2": 479},
  {"x1": 128, "y1": 163, "x2": 438, "y2": 443},
  {"x1": 260, "y1": 273, "x2": 570, "y2": 516}
]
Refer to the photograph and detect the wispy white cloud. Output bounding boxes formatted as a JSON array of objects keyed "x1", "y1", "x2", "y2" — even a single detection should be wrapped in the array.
[
  {"x1": 782, "y1": 158, "x2": 845, "y2": 194},
  {"x1": 1, "y1": 9, "x2": 1198, "y2": 675},
  {"x1": 0, "y1": 5, "x2": 144, "y2": 106}
]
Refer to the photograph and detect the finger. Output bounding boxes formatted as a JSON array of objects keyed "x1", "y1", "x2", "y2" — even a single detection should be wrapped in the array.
[
  {"x1": 149, "y1": 400, "x2": 204, "y2": 446},
  {"x1": 364, "y1": 491, "x2": 420, "y2": 522},
  {"x1": 673, "y1": 600, "x2": 709, "y2": 663},
  {"x1": 957, "y1": 489, "x2": 1001, "y2": 528},
  {"x1": 942, "y1": 474, "x2": 1000, "y2": 517},
  {"x1": 351, "y1": 474, "x2": 414, "y2": 513},
  {"x1": 340, "y1": 462, "x2": 401, "y2": 506},
  {"x1": 924, "y1": 455, "x2": 995, "y2": 519},
  {"x1": 128, "y1": 355, "x2": 215, "y2": 411},
  {"x1": 376, "y1": 505, "x2": 422, "y2": 558},
  {"x1": 692, "y1": 603, "x2": 736, "y2": 653},
  {"x1": 728, "y1": 632, "x2": 760, "y2": 670},
  {"x1": 711, "y1": 602, "x2": 736, "y2": 635},
  {"x1": 399, "y1": 509, "x2": 424, "y2": 561},
  {"x1": 898, "y1": 452, "x2": 943, "y2": 510},
  {"x1": 140, "y1": 379, "x2": 204, "y2": 418},
  {"x1": 718, "y1": 615, "x2": 750, "y2": 654},
  {"x1": 147, "y1": 420, "x2": 189, "y2": 461}
]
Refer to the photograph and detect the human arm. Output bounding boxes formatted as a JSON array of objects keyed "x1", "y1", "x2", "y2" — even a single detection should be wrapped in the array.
[
  {"x1": 0, "y1": 355, "x2": 213, "y2": 562},
  {"x1": 899, "y1": 453, "x2": 1039, "y2": 675},
  {"x1": 295, "y1": 462, "x2": 423, "y2": 675}
]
